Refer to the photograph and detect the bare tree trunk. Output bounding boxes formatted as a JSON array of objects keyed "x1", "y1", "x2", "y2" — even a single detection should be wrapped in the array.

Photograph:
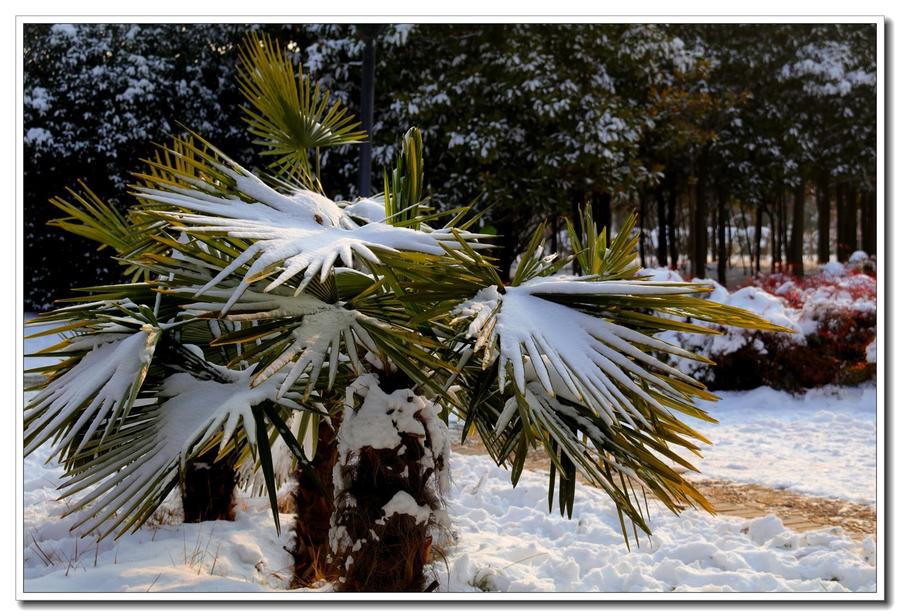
[
  {"x1": 781, "y1": 193, "x2": 789, "y2": 272},
  {"x1": 846, "y1": 186, "x2": 859, "y2": 258},
  {"x1": 666, "y1": 179, "x2": 678, "y2": 270},
  {"x1": 816, "y1": 178, "x2": 831, "y2": 264},
  {"x1": 550, "y1": 212, "x2": 559, "y2": 255},
  {"x1": 693, "y1": 171, "x2": 707, "y2": 279},
  {"x1": 496, "y1": 210, "x2": 519, "y2": 280},
  {"x1": 836, "y1": 183, "x2": 847, "y2": 261},
  {"x1": 738, "y1": 202, "x2": 753, "y2": 276},
  {"x1": 789, "y1": 180, "x2": 805, "y2": 276},
  {"x1": 727, "y1": 204, "x2": 734, "y2": 265},
  {"x1": 357, "y1": 26, "x2": 381, "y2": 196},
  {"x1": 861, "y1": 189, "x2": 877, "y2": 256},
  {"x1": 638, "y1": 191, "x2": 647, "y2": 268},
  {"x1": 772, "y1": 190, "x2": 785, "y2": 273},
  {"x1": 716, "y1": 186, "x2": 728, "y2": 285},
  {"x1": 710, "y1": 196, "x2": 717, "y2": 265},
  {"x1": 754, "y1": 206, "x2": 763, "y2": 275},
  {"x1": 770, "y1": 203, "x2": 778, "y2": 274},
  {"x1": 837, "y1": 184, "x2": 859, "y2": 261},
  {"x1": 594, "y1": 192, "x2": 612, "y2": 249},
  {"x1": 655, "y1": 186, "x2": 668, "y2": 268}
]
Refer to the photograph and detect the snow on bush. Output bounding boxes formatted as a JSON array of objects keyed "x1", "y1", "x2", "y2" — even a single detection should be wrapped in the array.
[{"x1": 645, "y1": 257, "x2": 877, "y2": 391}]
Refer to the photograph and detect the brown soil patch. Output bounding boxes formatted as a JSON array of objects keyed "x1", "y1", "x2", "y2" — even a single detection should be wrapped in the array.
[{"x1": 449, "y1": 427, "x2": 876, "y2": 540}]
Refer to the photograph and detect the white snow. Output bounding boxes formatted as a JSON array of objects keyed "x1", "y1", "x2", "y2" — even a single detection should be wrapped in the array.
[
  {"x1": 434, "y1": 454, "x2": 875, "y2": 593},
  {"x1": 24, "y1": 325, "x2": 160, "y2": 457},
  {"x1": 25, "y1": 439, "x2": 297, "y2": 592},
  {"x1": 135, "y1": 160, "x2": 483, "y2": 311},
  {"x1": 343, "y1": 196, "x2": 386, "y2": 222},
  {"x1": 23, "y1": 383, "x2": 876, "y2": 594},
  {"x1": 379, "y1": 491, "x2": 432, "y2": 526},
  {"x1": 455, "y1": 278, "x2": 716, "y2": 429},
  {"x1": 680, "y1": 386, "x2": 876, "y2": 503},
  {"x1": 866, "y1": 339, "x2": 877, "y2": 364}
]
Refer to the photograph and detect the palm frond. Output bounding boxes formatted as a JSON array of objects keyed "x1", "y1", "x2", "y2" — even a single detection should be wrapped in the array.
[
  {"x1": 48, "y1": 183, "x2": 165, "y2": 283},
  {"x1": 383, "y1": 127, "x2": 427, "y2": 229},
  {"x1": 134, "y1": 143, "x2": 488, "y2": 313},
  {"x1": 24, "y1": 307, "x2": 162, "y2": 458},
  {"x1": 450, "y1": 206, "x2": 794, "y2": 540},
  {"x1": 237, "y1": 32, "x2": 366, "y2": 183},
  {"x1": 56, "y1": 362, "x2": 291, "y2": 539}
]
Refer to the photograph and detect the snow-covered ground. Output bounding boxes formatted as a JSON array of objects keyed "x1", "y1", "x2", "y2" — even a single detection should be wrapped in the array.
[
  {"x1": 25, "y1": 443, "x2": 297, "y2": 592},
  {"x1": 22, "y1": 387, "x2": 876, "y2": 594},
  {"x1": 684, "y1": 386, "x2": 876, "y2": 503},
  {"x1": 436, "y1": 453, "x2": 875, "y2": 593}
]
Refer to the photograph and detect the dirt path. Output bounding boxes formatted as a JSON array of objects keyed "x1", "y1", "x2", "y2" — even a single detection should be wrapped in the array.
[{"x1": 449, "y1": 428, "x2": 876, "y2": 540}]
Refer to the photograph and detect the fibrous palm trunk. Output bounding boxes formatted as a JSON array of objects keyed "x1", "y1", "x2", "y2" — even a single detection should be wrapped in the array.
[
  {"x1": 181, "y1": 449, "x2": 237, "y2": 523},
  {"x1": 329, "y1": 374, "x2": 449, "y2": 592},
  {"x1": 292, "y1": 418, "x2": 340, "y2": 586}
]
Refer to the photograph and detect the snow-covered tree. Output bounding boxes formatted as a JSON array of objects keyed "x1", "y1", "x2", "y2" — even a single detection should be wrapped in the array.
[{"x1": 25, "y1": 33, "x2": 789, "y2": 591}]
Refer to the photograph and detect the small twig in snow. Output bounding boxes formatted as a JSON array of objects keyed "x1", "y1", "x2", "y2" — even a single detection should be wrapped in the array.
[{"x1": 146, "y1": 572, "x2": 162, "y2": 592}]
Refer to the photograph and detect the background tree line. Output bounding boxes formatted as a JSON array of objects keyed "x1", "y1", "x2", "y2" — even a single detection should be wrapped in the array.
[{"x1": 23, "y1": 22, "x2": 877, "y2": 309}]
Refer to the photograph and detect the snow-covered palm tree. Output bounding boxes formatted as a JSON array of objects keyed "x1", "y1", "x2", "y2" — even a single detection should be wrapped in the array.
[{"x1": 25, "y1": 33, "x2": 789, "y2": 591}]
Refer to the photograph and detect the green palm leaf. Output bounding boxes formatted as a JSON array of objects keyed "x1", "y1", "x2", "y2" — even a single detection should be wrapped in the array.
[{"x1": 237, "y1": 32, "x2": 366, "y2": 183}]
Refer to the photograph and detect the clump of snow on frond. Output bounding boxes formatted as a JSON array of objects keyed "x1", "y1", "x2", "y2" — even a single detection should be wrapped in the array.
[
  {"x1": 24, "y1": 324, "x2": 160, "y2": 457},
  {"x1": 136, "y1": 160, "x2": 481, "y2": 312},
  {"x1": 329, "y1": 375, "x2": 449, "y2": 591},
  {"x1": 342, "y1": 195, "x2": 386, "y2": 223},
  {"x1": 177, "y1": 284, "x2": 375, "y2": 394},
  {"x1": 62, "y1": 362, "x2": 286, "y2": 539},
  {"x1": 454, "y1": 278, "x2": 711, "y2": 428},
  {"x1": 450, "y1": 285, "x2": 501, "y2": 356}
]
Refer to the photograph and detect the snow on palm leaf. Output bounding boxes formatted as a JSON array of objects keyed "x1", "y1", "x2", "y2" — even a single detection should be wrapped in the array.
[
  {"x1": 175, "y1": 283, "x2": 374, "y2": 395},
  {"x1": 58, "y1": 362, "x2": 286, "y2": 539},
  {"x1": 450, "y1": 216, "x2": 793, "y2": 532},
  {"x1": 24, "y1": 312, "x2": 161, "y2": 458},
  {"x1": 134, "y1": 141, "x2": 483, "y2": 315},
  {"x1": 454, "y1": 279, "x2": 717, "y2": 428}
]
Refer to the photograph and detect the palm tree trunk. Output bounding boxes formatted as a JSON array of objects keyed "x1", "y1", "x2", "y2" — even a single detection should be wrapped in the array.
[
  {"x1": 182, "y1": 449, "x2": 237, "y2": 523},
  {"x1": 330, "y1": 374, "x2": 448, "y2": 592},
  {"x1": 292, "y1": 417, "x2": 339, "y2": 586}
]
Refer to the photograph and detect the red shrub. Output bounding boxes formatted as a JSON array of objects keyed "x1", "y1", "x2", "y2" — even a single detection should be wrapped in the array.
[{"x1": 706, "y1": 266, "x2": 876, "y2": 391}]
